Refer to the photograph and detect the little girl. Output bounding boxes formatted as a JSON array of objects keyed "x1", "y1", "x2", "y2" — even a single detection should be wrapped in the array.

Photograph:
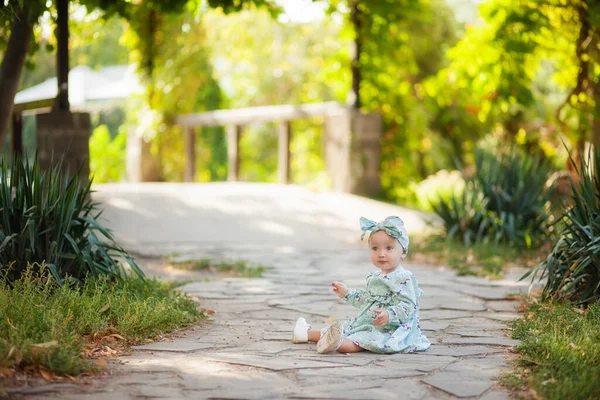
[{"x1": 292, "y1": 216, "x2": 431, "y2": 354}]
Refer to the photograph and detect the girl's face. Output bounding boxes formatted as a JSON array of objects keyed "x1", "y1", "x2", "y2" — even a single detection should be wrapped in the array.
[{"x1": 369, "y1": 230, "x2": 404, "y2": 274}]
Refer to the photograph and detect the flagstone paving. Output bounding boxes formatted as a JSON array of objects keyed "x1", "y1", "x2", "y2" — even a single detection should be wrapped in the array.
[{"x1": 7, "y1": 183, "x2": 534, "y2": 399}]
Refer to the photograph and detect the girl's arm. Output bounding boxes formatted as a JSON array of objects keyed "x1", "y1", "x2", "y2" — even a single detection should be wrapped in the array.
[
  {"x1": 385, "y1": 274, "x2": 420, "y2": 325},
  {"x1": 343, "y1": 288, "x2": 370, "y2": 309}
]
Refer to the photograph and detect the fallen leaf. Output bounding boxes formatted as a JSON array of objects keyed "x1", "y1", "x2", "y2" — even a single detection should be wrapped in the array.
[
  {"x1": 104, "y1": 346, "x2": 117, "y2": 354},
  {"x1": 108, "y1": 334, "x2": 125, "y2": 341},
  {"x1": 94, "y1": 359, "x2": 107, "y2": 367},
  {"x1": 5, "y1": 346, "x2": 15, "y2": 360},
  {"x1": 99, "y1": 302, "x2": 111, "y2": 313},
  {"x1": 324, "y1": 316, "x2": 336, "y2": 323},
  {"x1": 0, "y1": 368, "x2": 15, "y2": 377},
  {"x1": 40, "y1": 368, "x2": 55, "y2": 381},
  {"x1": 206, "y1": 308, "x2": 216, "y2": 315},
  {"x1": 573, "y1": 308, "x2": 585, "y2": 315},
  {"x1": 32, "y1": 340, "x2": 58, "y2": 348}
]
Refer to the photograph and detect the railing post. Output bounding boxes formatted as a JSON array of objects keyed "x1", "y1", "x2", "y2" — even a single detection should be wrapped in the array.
[
  {"x1": 184, "y1": 126, "x2": 196, "y2": 182},
  {"x1": 278, "y1": 121, "x2": 291, "y2": 184},
  {"x1": 227, "y1": 125, "x2": 241, "y2": 181},
  {"x1": 11, "y1": 112, "x2": 23, "y2": 157}
]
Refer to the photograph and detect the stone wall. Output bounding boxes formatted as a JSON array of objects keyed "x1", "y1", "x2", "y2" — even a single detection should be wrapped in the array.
[{"x1": 36, "y1": 111, "x2": 90, "y2": 183}]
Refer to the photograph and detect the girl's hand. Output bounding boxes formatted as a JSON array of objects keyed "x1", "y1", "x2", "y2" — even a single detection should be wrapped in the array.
[
  {"x1": 331, "y1": 281, "x2": 347, "y2": 298},
  {"x1": 372, "y1": 309, "x2": 389, "y2": 327}
]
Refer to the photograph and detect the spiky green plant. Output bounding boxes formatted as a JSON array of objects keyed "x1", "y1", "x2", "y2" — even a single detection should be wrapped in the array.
[
  {"x1": 0, "y1": 155, "x2": 143, "y2": 284},
  {"x1": 431, "y1": 147, "x2": 555, "y2": 247},
  {"x1": 524, "y1": 148, "x2": 600, "y2": 305}
]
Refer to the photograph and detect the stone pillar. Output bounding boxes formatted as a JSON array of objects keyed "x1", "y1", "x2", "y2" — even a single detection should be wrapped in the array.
[
  {"x1": 126, "y1": 126, "x2": 162, "y2": 182},
  {"x1": 36, "y1": 111, "x2": 90, "y2": 184},
  {"x1": 227, "y1": 125, "x2": 241, "y2": 181},
  {"x1": 325, "y1": 107, "x2": 382, "y2": 196}
]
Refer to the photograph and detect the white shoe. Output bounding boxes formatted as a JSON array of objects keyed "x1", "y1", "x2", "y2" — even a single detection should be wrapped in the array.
[
  {"x1": 292, "y1": 317, "x2": 310, "y2": 343},
  {"x1": 317, "y1": 321, "x2": 343, "y2": 354}
]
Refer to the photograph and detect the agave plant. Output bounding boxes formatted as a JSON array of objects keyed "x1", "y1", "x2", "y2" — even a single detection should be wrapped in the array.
[
  {"x1": 431, "y1": 147, "x2": 555, "y2": 247},
  {"x1": 524, "y1": 148, "x2": 600, "y2": 305},
  {"x1": 0, "y1": 155, "x2": 143, "y2": 284}
]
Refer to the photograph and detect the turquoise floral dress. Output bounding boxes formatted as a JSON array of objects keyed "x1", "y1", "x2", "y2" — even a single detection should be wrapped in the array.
[{"x1": 342, "y1": 268, "x2": 430, "y2": 353}]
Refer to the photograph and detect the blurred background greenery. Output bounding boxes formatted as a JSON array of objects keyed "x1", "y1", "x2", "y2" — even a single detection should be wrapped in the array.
[{"x1": 5, "y1": 0, "x2": 599, "y2": 208}]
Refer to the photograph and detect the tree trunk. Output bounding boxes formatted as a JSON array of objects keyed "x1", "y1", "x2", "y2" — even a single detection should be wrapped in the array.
[
  {"x1": 55, "y1": 0, "x2": 70, "y2": 111},
  {"x1": 0, "y1": 8, "x2": 34, "y2": 145},
  {"x1": 350, "y1": 0, "x2": 361, "y2": 110}
]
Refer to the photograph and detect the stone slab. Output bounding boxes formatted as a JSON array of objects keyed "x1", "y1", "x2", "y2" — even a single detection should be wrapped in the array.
[
  {"x1": 440, "y1": 336, "x2": 520, "y2": 347},
  {"x1": 203, "y1": 353, "x2": 348, "y2": 370},
  {"x1": 426, "y1": 345, "x2": 506, "y2": 357},
  {"x1": 379, "y1": 354, "x2": 457, "y2": 372},
  {"x1": 133, "y1": 341, "x2": 215, "y2": 352},
  {"x1": 422, "y1": 371, "x2": 492, "y2": 398},
  {"x1": 486, "y1": 300, "x2": 521, "y2": 312},
  {"x1": 263, "y1": 331, "x2": 292, "y2": 341}
]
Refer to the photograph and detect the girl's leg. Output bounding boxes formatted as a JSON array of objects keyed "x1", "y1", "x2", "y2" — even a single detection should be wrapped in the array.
[
  {"x1": 308, "y1": 330, "x2": 321, "y2": 342},
  {"x1": 336, "y1": 339, "x2": 363, "y2": 353},
  {"x1": 309, "y1": 329, "x2": 363, "y2": 353}
]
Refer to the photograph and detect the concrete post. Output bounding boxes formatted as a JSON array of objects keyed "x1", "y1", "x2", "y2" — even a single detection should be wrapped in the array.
[
  {"x1": 126, "y1": 126, "x2": 162, "y2": 182},
  {"x1": 278, "y1": 121, "x2": 291, "y2": 184},
  {"x1": 36, "y1": 111, "x2": 90, "y2": 184},
  {"x1": 325, "y1": 107, "x2": 382, "y2": 196},
  {"x1": 227, "y1": 125, "x2": 241, "y2": 181}
]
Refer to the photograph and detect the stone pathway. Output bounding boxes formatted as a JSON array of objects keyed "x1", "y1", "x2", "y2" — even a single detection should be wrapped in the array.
[{"x1": 8, "y1": 183, "x2": 530, "y2": 399}]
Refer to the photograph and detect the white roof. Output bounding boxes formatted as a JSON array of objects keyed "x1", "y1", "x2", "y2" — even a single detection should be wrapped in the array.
[{"x1": 15, "y1": 64, "x2": 143, "y2": 107}]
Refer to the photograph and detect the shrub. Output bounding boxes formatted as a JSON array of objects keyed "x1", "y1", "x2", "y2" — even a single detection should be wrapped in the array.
[
  {"x1": 89, "y1": 124, "x2": 127, "y2": 183},
  {"x1": 0, "y1": 155, "x2": 143, "y2": 284},
  {"x1": 431, "y1": 147, "x2": 555, "y2": 247},
  {"x1": 412, "y1": 169, "x2": 465, "y2": 212},
  {"x1": 524, "y1": 148, "x2": 600, "y2": 305}
]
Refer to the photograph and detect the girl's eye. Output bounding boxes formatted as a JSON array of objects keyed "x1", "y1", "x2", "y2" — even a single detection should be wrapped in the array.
[
  {"x1": 387, "y1": 246, "x2": 393, "y2": 250},
  {"x1": 372, "y1": 247, "x2": 377, "y2": 251}
]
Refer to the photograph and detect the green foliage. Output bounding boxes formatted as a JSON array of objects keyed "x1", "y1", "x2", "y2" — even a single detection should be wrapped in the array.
[
  {"x1": 411, "y1": 233, "x2": 544, "y2": 278},
  {"x1": 412, "y1": 169, "x2": 464, "y2": 212},
  {"x1": 0, "y1": 155, "x2": 143, "y2": 284},
  {"x1": 89, "y1": 124, "x2": 127, "y2": 183},
  {"x1": 509, "y1": 301, "x2": 600, "y2": 400},
  {"x1": 431, "y1": 147, "x2": 555, "y2": 247},
  {"x1": 0, "y1": 264, "x2": 203, "y2": 375},
  {"x1": 525, "y1": 148, "x2": 600, "y2": 305},
  {"x1": 353, "y1": 0, "x2": 461, "y2": 201}
]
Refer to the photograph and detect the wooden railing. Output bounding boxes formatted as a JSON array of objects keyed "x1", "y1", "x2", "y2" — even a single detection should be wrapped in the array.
[
  {"x1": 11, "y1": 98, "x2": 55, "y2": 156},
  {"x1": 175, "y1": 102, "x2": 345, "y2": 183}
]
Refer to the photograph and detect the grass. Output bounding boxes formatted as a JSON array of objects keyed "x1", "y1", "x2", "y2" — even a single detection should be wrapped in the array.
[
  {"x1": 503, "y1": 300, "x2": 600, "y2": 399},
  {"x1": 410, "y1": 233, "x2": 549, "y2": 278},
  {"x1": 0, "y1": 265, "x2": 204, "y2": 383},
  {"x1": 168, "y1": 257, "x2": 272, "y2": 278}
]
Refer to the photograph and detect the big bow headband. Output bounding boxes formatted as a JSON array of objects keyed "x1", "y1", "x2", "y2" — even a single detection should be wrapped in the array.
[{"x1": 360, "y1": 216, "x2": 409, "y2": 253}]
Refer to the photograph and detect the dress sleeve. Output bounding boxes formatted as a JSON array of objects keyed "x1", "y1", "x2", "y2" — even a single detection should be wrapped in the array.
[
  {"x1": 385, "y1": 272, "x2": 420, "y2": 325},
  {"x1": 343, "y1": 288, "x2": 370, "y2": 309}
]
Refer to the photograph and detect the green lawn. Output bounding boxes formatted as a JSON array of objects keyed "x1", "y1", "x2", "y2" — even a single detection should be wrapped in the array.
[
  {"x1": 505, "y1": 301, "x2": 600, "y2": 399},
  {"x1": 0, "y1": 266, "x2": 204, "y2": 380},
  {"x1": 168, "y1": 257, "x2": 272, "y2": 278},
  {"x1": 410, "y1": 233, "x2": 547, "y2": 278}
]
